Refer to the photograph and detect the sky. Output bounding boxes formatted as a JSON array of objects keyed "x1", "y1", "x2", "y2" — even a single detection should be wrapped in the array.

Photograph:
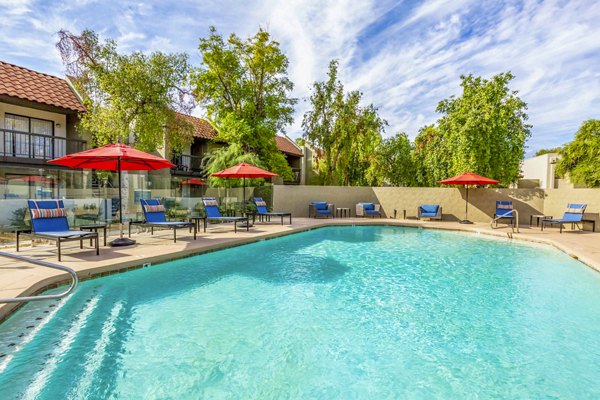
[{"x1": 1, "y1": 0, "x2": 599, "y2": 155}]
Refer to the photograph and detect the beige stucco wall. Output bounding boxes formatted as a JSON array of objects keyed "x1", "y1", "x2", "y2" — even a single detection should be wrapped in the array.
[
  {"x1": 0, "y1": 103, "x2": 67, "y2": 137},
  {"x1": 273, "y1": 185, "x2": 379, "y2": 218},
  {"x1": 274, "y1": 186, "x2": 600, "y2": 225}
]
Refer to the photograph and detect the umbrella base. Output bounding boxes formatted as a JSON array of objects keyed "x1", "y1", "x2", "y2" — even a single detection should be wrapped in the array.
[
  {"x1": 459, "y1": 220, "x2": 474, "y2": 224},
  {"x1": 109, "y1": 237, "x2": 136, "y2": 247}
]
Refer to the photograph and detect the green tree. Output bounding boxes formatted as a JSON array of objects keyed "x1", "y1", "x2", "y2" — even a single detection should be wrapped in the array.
[
  {"x1": 56, "y1": 29, "x2": 194, "y2": 153},
  {"x1": 556, "y1": 119, "x2": 600, "y2": 187},
  {"x1": 425, "y1": 72, "x2": 531, "y2": 186},
  {"x1": 377, "y1": 133, "x2": 415, "y2": 186},
  {"x1": 535, "y1": 147, "x2": 562, "y2": 156},
  {"x1": 302, "y1": 60, "x2": 386, "y2": 186},
  {"x1": 191, "y1": 26, "x2": 296, "y2": 180},
  {"x1": 412, "y1": 125, "x2": 451, "y2": 186}
]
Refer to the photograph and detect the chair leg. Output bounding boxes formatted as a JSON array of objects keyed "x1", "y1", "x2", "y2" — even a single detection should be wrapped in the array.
[
  {"x1": 80, "y1": 239, "x2": 83, "y2": 249},
  {"x1": 16, "y1": 232, "x2": 20, "y2": 252},
  {"x1": 151, "y1": 227, "x2": 154, "y2": 235},
  {"x1": 246, "y1": 219, "x2": 249, "y2": 231},
  {"x1": 234, "y1": 221, "x2": 237, "y2": 233},
  {"x1": 96, "y1": 235, "x2": 99, "y2": 255},
  {"x1": 193, "y1": 223, "x2": 197, "y2": 240},
  {"x1": 57, "y1": 239, "x2": 61, "y2": 262},
  {"x1": 174, "y1": 228, "x2": 177, "y2": 243}
]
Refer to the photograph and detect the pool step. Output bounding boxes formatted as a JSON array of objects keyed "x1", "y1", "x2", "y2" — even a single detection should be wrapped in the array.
[
  {"x1": 21, "y1": 296, "x2": 101, "y2": 400},
  {"x1": 68, "y1": 301, "x2": 124, "y2": 399}
]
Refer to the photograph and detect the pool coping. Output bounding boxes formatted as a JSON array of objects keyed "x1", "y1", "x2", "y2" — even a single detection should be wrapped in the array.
[{"x1": 1, "y1": 219, "x2": 598, "y2": 324}]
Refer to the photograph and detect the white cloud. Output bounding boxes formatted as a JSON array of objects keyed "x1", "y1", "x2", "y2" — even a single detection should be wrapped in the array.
[{"x1": 0, "y1": 0, "x2": 598, "y2": 153}]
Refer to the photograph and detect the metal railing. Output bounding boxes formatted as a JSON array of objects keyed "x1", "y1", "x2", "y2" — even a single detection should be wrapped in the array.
[
  {"x1": 171, "y1": 154, "x2": 203, "y2": 175},
  {"x1": 0, "y1": 128, "x2": 86, "y2": 160},
  {"x1": 0, "y1": 251, "x2": 78, "y2": 304},
  {"x1": 490, "y1": 209, "x2": 520, "y2": 233}
]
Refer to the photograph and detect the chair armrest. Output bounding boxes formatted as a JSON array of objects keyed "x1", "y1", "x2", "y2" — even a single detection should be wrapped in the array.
[
  {"x1": 374, "y1": 204, "x2": 381, "y2": 212},
  {"x1": 356, "y1": 203, "x2": 364, "y2": 216}
]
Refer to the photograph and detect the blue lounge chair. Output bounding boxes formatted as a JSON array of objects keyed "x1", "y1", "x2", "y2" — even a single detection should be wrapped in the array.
[
  {"x1": 309, "y1": 201, "x2": 333, "y2": 218},
  {"x1": 494, "y1": 201, "x2": 515, "y2": 226},
  {"x1": 17, "y1": 199, "x2": 99, "y2": 261},
  {"x1": 356, "y1": 202, "x2": 382, "y2": 218},
  {"x1": 202, "y1": 198, "x2": 249, "y2": 233},
  {"x1": 252, "y1": 197, "x2": 292, "y2": 225},
  {"x1": 542, "y1": 203, "x2": 587, "y2": 233},
  {"x1": 132, "y1": 199, "x2": 196, "y2": 242},
  {"x1": 417, "y1": 204, "x2": 442, "y2": 220}
]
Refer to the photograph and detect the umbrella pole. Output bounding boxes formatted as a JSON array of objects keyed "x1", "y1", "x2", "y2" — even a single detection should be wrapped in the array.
[
  {"x1": 110, "y1": 156, "x2": 136, "y2": 246},
  {"x1": 118, "y1": 158, "x2": 123, "y2": 228},
  {"x1": 460, "y1": 185, "x2": 473, "y2": 224}
]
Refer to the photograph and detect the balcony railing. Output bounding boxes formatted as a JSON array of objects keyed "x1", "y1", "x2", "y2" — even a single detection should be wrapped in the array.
[
  {"x1": 171, "y1": 154, "x2": 203, "y2": 176},
  {"x1": 0, "y1": 128, "x2": 86, "y2": 161}
]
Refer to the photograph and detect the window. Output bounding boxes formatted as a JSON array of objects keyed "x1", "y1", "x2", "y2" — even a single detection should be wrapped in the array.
[{"x1": 4, "y1": 113, "x2": 56, "y2": 159}]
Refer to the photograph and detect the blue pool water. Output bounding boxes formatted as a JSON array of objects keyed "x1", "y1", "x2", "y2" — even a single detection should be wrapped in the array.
[{"x1": 1, "y1": 226, "x2": 600, "y2": 399}]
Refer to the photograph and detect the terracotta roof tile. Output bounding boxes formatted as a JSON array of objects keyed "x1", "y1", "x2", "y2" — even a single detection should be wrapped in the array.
[
  {"x1": 176, "y1": 113, "x2": 303, "y2": 157},
  {"x1": 176, "y1": 112, "x2": 217, "y2": 140},
  {"x1": 275, "y1": 135, "x2": 303, "y2": 157},
  {"x1": 0, "y1": 61, "x2": 85, "y2": 112}
]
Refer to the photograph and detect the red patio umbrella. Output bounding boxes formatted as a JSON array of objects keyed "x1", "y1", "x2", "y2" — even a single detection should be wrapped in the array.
[
  {"x1": 439, "y1": 172, "x2": 499, "y2": 224},
  {"x1": 212, "y1": 162, "x2": 277, "y2": 210},
  {"x1": 180, "y1": 178, "x2": 207, "y2": 185},
  {"x1": 49, "y1": 143, "x2": 175, "y2": 246}
]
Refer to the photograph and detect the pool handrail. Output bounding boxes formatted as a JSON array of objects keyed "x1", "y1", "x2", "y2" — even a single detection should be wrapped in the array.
[
  {"x1": 0, "y1": 251, "x2": 78, "y2": 304},
  {"x1": 490, "y1": 209, "x2": 519, "y2": 233}
]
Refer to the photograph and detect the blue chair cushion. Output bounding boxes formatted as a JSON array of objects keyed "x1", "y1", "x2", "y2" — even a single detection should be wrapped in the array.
[
  {"x1": 561, "y1": 203, "x2": 586, "y2": 222},
  {"x1": 495, "y1": 201, "x2": 514, "y2": 218},
  {"x1": 363, "y1": 203, "x2": 375, "y2": 211},
  {"x1": 28, "y1": 200, "x2": 70, "y2": 232},
  {"x1": 203, "y1": 198, "x2": 223, "y2": 218},
  {"x1": 253, "y1": 197, "x2": 269, "y2": 214},
  {"x1": 312, "y1": 202, "x2": 328, "y2": 211},
  {"x1": 420, "y1": 205, "x2": 439, "y2": 214},
  {"x1": 141, "y1": 199, "x2": 167, "y2": 223}
]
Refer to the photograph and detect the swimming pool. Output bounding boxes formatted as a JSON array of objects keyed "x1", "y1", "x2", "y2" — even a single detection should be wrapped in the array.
[{"x1": 1, "y1": 225, "x2": 600, "y2": 398}]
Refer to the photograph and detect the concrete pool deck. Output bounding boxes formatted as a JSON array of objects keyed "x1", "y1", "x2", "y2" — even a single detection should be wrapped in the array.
[{"x1": 1, "y1": 218, "x2": 599, "y2": 321}]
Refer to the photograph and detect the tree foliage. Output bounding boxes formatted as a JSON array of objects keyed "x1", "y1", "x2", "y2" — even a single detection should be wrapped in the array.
[
  {"x1": 202, "y1": 143, "x2": 263, "y2": 188},
  {"x1": 556, "y1": 119, "x2": 600, "y2": 187},
  {"x1": 428, "y1": 72, "x2": 531, "y2": 186},
  {"x1": 377, "y1": 133, "x2": 415, "y2": 186},
  {"x1": 302, "y1": 60, "x2": 386, "y2": 186},
  {"x1": 56, "y1": 29, "x2": 194, "y2": 153},
  {"x1": 191, "y1": 26, "x2": 296, "y2": 180},
  {"x1": 412, "y1": 125, "x2": 451, "y2": 186}
]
